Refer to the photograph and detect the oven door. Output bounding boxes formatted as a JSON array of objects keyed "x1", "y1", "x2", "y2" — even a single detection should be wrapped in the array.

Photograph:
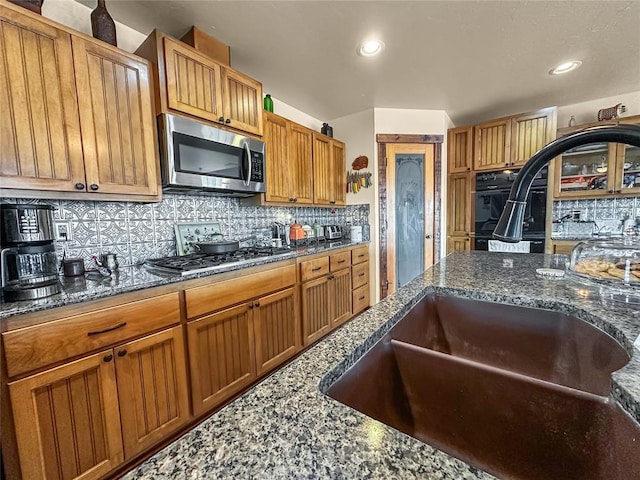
[
  {"x1": 474, "y1": 236, "x2": 545, "y2": 253},
  {"x1": 475, "y1": 187, "x2": 547, "y2": 238},
  {"x1": 160, "y1": 114, "x2": 265, "y2": 194}
]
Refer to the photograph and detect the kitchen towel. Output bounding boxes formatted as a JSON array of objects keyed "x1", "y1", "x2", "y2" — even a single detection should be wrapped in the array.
[{"x1": 488, "y1": 240, "x2": 531, "y2": 253}]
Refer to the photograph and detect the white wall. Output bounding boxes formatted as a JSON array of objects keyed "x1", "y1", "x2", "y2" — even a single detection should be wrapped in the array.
[
  {"x1": 330, "y1": 109, "x2": 376, "y2": 303},
  {"x1": 42, "y1": 0, "x2": 146, "y2": 53},
  {"x1": 557, "y1": 91, "x2": 640, "y2": 128}
]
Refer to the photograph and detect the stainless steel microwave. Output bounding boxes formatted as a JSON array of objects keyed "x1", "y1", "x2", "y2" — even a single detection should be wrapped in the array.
[{"x1": 158, "y1": 113, "x2": 266, "y2": 196}]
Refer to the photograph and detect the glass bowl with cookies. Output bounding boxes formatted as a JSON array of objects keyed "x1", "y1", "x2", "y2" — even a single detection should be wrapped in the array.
[{"x1": 567, "y1": 237, "x2": 640, "y2": 306}]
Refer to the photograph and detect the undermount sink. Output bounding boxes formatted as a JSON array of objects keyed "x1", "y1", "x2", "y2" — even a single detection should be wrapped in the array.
[{"x1": 327, "y1": 295, "x2": 640, "y2": 480}]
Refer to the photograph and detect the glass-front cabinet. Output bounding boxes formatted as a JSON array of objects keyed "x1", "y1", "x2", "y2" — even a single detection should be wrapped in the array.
[{"x1": 552, "y1": 116, "x2": 640, "y2": 198}]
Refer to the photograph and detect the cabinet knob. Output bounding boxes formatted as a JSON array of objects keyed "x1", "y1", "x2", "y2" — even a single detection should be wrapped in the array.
[
  {"x1": 225, "y1": 118, "x2": 231, "y2": 124},
  {"x1": 255, "y1": 302, "x2": 260, "y2": 307},
  {"x1": 293, "y1": 198, "x2": 298, "y2": 203},
  {"x1": 103, "y1": 354, "x2": 113, "y2": 363},
  {"x1": 608, "y1": 189, "x2": 615, "y2": 194},
  {"x1": 90, "y1": 184, "x2": 99, "y2": 191},
  {"x1": 249, "y1": 304, "x2": 254, "y2": 309},
  {"x1": 117, "y1": 349, "x2": 127, "y2": 357},
  {"x1": 219, "y1": 116, "x2": 225, "y2": 122},
  {"x1": 328, "y1": 274, "x2": 335, "y2": 280},
  {"x1": 467, "y1": 167, "x2": 471, "y2": 171},
  {"x1": 75, "y1": 182, "x2": 85, "y2": 190},
  {"x1": 289, "y1": 198, "x2": 295, "y2": 202},
  {"x1": 330, "y1": 200, "x2": 336, "y2": 205}
]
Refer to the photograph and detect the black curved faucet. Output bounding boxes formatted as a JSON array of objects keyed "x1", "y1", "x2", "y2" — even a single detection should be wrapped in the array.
[{"x1": 493, "y1": 124, "x2": 640, "y2": 242}]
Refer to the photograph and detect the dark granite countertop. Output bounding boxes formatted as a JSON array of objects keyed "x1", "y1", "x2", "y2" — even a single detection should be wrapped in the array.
[
  {"x1": 0, "y1": 240, "x2": 368, "y2": 320},
  {"x1": 121, "y1": 251, "x2": 640, "y2": 480}
]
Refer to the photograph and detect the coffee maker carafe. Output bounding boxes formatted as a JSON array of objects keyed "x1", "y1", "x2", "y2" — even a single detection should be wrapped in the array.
[{"x1": 1, "y1": 204, "x2": 61, "y2": 302}]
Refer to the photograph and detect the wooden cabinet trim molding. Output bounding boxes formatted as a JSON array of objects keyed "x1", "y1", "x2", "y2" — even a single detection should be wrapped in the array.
[{"x1": 3, "y1": 292, "x2": 181, "y2": 377}]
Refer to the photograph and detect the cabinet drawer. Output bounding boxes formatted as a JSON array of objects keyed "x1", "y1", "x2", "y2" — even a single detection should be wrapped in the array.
[
  {"x1": 300, "y1": 257, "x2": 329, "y2": 282},
  {"x1": 351, "y1": 246, "x2": 368, "y2": 265},
  {"x1": 352, "y1": 284, "x2": 370, "y2": 315},
  {"x1": 330, "y1": 251, "x2": 351, "y2": 272},
  {"x1": 3, "y1": 292, "x2": 180, "y2": 377},
  {"x1": 185, "y1": 264, "x2": 296, "y2": 319},
  {"x1": 352, "y1": 261, "x2": 369, "y2": 290}
]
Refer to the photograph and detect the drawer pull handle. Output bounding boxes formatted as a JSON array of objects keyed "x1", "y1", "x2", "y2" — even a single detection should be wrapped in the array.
[
  {"x1": 359, "y1": 273, "x2": 365, "y2": 277},
  {"x1": 337, "y1": 259, "x2": 346, "y2": 263},
  {"x1": 117, "y1": 349, "x2": 127, "y2": 357},
  {"x1": 358, "y1": 254, "x2": 365, "y2": 258},
  {"x1": 312, "y1": 266, "x2": 322, "y2": 271},
  {"x1": 103, "y1": 354, "x2": 113, "y2": 363},
  {"x1": 87, "y1": 322, "x2": 127, "y2": 336},
  {"x1": 359, "y1": 296, "x2": 365, "y2": 300}
]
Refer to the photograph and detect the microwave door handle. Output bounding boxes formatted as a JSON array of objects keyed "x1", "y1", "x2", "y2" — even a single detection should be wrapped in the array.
[{"x1": 243, "y1": 143, "x2": 251, "y2": 186}]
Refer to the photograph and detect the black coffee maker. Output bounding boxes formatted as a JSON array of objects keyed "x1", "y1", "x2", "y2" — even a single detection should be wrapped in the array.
[{"x1": 1, "y1": 204, "x2": 61, "y2": 302}]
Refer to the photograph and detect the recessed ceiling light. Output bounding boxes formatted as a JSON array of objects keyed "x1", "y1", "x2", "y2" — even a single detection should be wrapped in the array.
[
  {"x1": 358, "y1": 40, "x2": 384, "y2": 57},
  {"x1": 549, "y1": 60, "x2": 582, "y2": 75}
]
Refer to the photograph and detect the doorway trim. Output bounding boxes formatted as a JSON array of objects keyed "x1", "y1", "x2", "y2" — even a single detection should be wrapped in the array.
[{"x1": 377, "y1": 134, "x2": 444, "y2": 300}]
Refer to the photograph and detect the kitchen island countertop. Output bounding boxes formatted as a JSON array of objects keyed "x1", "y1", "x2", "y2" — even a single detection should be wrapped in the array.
[{"x1": 122, "y1": 251, "x2": 640, "y2": 480}]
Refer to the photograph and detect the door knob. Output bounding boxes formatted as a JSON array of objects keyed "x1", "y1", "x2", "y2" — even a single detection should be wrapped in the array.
[{"x1": 425, "y1": 234, "x2": 432, "y2": 239}]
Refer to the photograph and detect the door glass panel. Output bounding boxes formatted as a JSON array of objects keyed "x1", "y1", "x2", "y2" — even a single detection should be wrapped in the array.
[
  {"x1": 558, "y1": 143, "x2": 609, "y2": 193},
  {"x1": 395, "y1": 154, "x2": 424, "y2": 288},
  {"x1": 618, "y1": 145, "x2": 640, "y2": 191}
]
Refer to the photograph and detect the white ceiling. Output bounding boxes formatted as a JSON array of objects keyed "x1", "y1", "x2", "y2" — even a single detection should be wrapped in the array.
[{"x1": 80, "y1": 0, "x2": 640, "y2": 126}]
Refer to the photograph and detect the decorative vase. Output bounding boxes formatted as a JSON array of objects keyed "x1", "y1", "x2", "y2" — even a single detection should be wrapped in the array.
[
  {"x1": 8, "y1": 0, "x2": 44, "y2": 14},
  {"x1": 263, "y1": 94, "x2": 274, "y2": 112},
  {"x1": 91, "y1": 0, "x2": 117, "y2": 47}
]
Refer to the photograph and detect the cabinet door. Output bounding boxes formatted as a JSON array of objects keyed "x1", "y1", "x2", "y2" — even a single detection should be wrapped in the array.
[
  {"x1": 253, "y1": 287, "x2": 300, "y2": 376},
  {"x1": 9, "y1": 350, "x2": 123, "y2": 480},
  {"x1": 331, "y1": 139, "x2": 347, "y2": 205},
  {"x1": 187, "y1": 304, "x2": 256, "y2": 416},
  {"x1": 0, "y1": 7, "x2": 85, "y2": 192},
  {"x1": 72, "y1": 37, "x2": 158, "y2": 196},
  {"x1": 552, "y1": 142, "x2": 616, "y2": 198},
  {"x1": 474, "y1": 118, "x2": 511, "y2": 171},
  {"x1": 222, "y1": 67, "x2": 263, "y2": 136},
  {"x1": 288, "y1": 122, "x2": 314, "y2": 204},
  {"x1": 447, "y1": 235, "x2": 471, "y2": 253},
  {"x1": 510, "y1": 107, "x2": 557, "y2": 167},
  {"x1": 301, "y1": 275, "x2": 330, "y2": 345},
  {"x1": 263, "y1": 112, "x2": 291, "y2": 203},
  {"x1": 115, "y1": 326, "x2": 190, "y2": 460},
  {"x1": 329, "y1": 268, "x2": 352, "y2": 328},
  {"x1": 163, "y1": 36, "x2": 223, "y2": 123},
  {"x1": 447, "y1": 172, "x2": 472, "y2": 236},
  {"x1": 612, "y1": 117, "x2": 640, "y2": 195},
  {"x1": 312, "y1": 133, "x2": 332, "y2": 204},
  {"x1": 447, "y1": 126, "x2": 473, "y2": 173}
]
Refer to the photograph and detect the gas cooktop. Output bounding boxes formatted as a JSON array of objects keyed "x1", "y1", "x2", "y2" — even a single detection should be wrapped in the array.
[{"x1": 144, "y1": 246, "x2": 294, "y2": 277}]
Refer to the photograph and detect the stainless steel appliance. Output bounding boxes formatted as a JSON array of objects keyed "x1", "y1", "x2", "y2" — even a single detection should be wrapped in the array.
[
  {"x1": 158, "y1": 113, "x2": 266, "y2": 196},
  {"x1": 324, "y1": 225, "x2": 343, "y2": 240},
  {"x1": 1, "y1": 204, "x2": 61, "y2": 301},
  {"x1": 144, "y1": 246, "x2": 293, "y2": 277},
  {"x1": 474, "y1": 168, "x2": 547, "y2": 253}
]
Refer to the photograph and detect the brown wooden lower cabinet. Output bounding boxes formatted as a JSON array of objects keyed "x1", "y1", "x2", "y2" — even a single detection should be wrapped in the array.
[
  {"x1": 115, "y1": 326, "x2": 190, "y2": 460},
  {"x1": 301, "y1": 275, "x2": 331, "y2": 345},
  {"x1": 254, "y1": 287, "x2": 299, "y2": 376},
  {"x1": 447, "y1": 235, "x2": 472, "y2": 253},
  {"x1": 8, "y1": 349, "x2": 124, "y2": 480},
  {"x1": 330, "y1": 268, "x2": 352, "y2": 328},
  {"x1": 187, "y1": 303, "x2": 256, "y2": 416}
]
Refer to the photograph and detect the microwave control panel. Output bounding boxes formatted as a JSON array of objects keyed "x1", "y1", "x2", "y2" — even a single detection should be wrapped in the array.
[{"x1": 250, "y1": 152, "x2": 264, "y2": 182}]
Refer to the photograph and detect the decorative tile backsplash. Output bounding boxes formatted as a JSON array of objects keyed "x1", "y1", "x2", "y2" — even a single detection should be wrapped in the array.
[
  {"x1": 1, "y1": 195, "x2": 370, "y2": 267},
  {"x1": 552, "y1": 197, "x2": 640, "y2": 235}
]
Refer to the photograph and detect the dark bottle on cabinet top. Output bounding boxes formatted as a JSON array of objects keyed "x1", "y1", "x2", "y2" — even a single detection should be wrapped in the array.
[
  {"x1": 321, "y1": 123, "x2": 333, "y2": 137},
  {"x1": 264, "y1": 94, "x2": 274, "y2": 112},
  {"x1": 91, "y1": 0, "x2": 117, "y2": 46}
]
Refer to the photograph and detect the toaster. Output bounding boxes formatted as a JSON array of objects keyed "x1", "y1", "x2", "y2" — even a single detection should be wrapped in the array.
[{"x1": 324, "y1": 225, "x2": 342, "y2": 240}]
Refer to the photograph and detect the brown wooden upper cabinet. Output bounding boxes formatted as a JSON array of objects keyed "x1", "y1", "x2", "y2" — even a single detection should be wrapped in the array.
[
  {"x1": 552, "y1": 115, "x2": 640, "y2": 198},
  {"x1": 0, "y1": 3, "x2": 159, "y2": 201},
  {"x1": 447, "y1": 126, "x2": 473, "y2": 173},
  {"x1": 263, "y1": 112, "x2": 314, "y2": 204},
  {"x1": 473, "y1": 107, "x2": 557, "y2": 171},
  {"x1": 136, "y1": 31, "x2": 263, "y2": 137},
  {"x1": 313, "y1": 133, "x2": 346, "y2": 206}
]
